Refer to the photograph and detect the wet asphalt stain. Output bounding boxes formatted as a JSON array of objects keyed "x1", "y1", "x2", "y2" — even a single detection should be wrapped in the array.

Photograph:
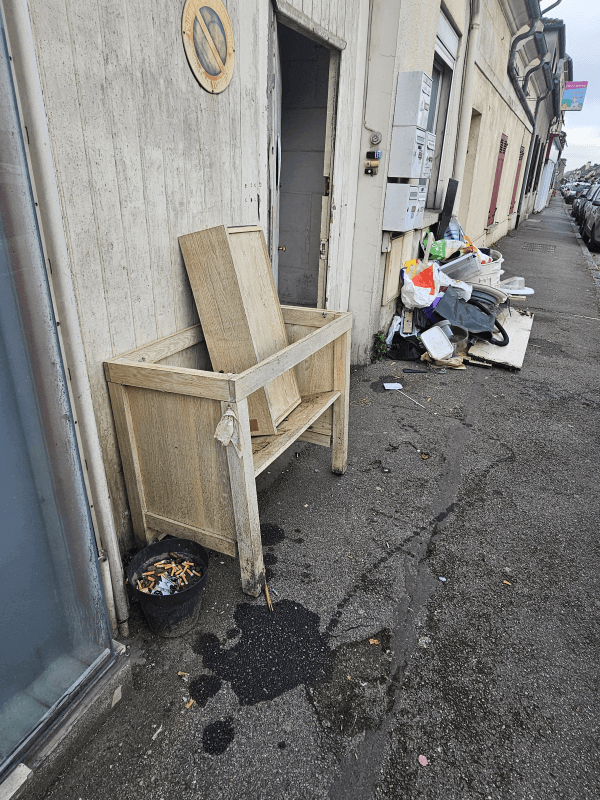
[
  {"x1": 260, "y1": 523, "x2": 285, "y2": 546},
  {"x1": 528, "y1": 337, "x2": 566, "y2": 356},
  {"x1": 328, "y1": 363, "x2": 486, "y2": 800},
  {"x1": 189, "y1": 674, "x2": 222, "y2": 707},
  {"x1": 226, "y1": 628, "x2": 239, "y2": 640},
  {"x1": 202, "y1": 719, "x2": 234, "y2": 755},
  {"x1": 263, "y1": 552, "x2": 277, "y2": 566},
  {"x1": 308, "y1": 631, "x2": 394, "y2": 739},
  {"x1": 325, "y1": 536, "x2": 419, "y2": 635},
  {"x1": 434, "y1": 502, "x2": 457, "y2": 525},
  {"x1": 195, "y1": 600, "x2": 331, "y2": 705}
]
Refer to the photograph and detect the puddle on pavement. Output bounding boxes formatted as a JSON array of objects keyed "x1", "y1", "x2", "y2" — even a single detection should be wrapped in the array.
[
  {"x1": 189, "y1": 674, "x2": 222, "y2": 707},
  {"x1": 202, "y1": 718, "x2": 234, "y2": 755},
  {"x1": 260, "y1": 523, "x2": 285, "y2": 545},
  {"x1": 194, "y1": 599, "x2": 331, "y2": 705}
]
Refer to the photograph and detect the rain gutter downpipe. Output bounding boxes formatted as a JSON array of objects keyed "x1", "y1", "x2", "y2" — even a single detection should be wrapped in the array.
[
  {"x1": 540, "y1": 0, "x2": 563, "y2": 14},
  {"x1": 452, "y1": 0, "x2": 481, "y2": 213},
  {"x1": 507, "y1": 0, "x2": 544, "y2": 127},
  {"x1": 5, "y1": 0, "x2": 129, "y2": 638},
  {"x1": 521, "y1": 32, "x2": 551, "y2": 97}
]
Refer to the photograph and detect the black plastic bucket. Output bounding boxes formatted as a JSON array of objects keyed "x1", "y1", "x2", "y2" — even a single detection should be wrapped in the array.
[{"x1": 126, "y1": 538, "x2": 209, "y2": 638}]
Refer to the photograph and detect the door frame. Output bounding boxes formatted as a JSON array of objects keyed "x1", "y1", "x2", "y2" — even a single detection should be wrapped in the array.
[{"x1": 268, "y1": 1, "x2": 341, "y2": 308}]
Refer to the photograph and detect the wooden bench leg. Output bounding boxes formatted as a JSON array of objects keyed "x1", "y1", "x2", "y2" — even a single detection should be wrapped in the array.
[
  {"x1": 107, "y1": 382, "x2": 150, "y2": 546},
  {"x1": 332, "y1": 330, "x2": 350, "y2": 475},
  {"x1": 221, "y1": 399, "x2": 265, "y2": 597}
]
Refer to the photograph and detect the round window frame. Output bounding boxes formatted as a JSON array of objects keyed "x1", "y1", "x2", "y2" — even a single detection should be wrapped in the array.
[{"x1": 182, "y1": 0, "x2": 235, "y2": 94}]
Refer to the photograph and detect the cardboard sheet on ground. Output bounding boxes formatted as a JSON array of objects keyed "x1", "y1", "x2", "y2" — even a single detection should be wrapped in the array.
[{"x1": 468, "y1": 309, "x2": 533, "y2": 369}]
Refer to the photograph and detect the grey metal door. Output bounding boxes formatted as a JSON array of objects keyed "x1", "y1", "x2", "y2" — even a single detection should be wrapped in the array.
[{"x1": 275, "y1": 23, "x2": 335, "y2": 308}]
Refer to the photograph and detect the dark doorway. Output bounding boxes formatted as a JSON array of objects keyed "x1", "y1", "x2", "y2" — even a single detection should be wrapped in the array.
[{"x1": 276, "y1": 24, "x2": 331, "y2": 307}]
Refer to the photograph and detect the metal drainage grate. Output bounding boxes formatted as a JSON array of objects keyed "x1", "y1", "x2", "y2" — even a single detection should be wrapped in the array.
[{"x1": 521, "y1": 243, "x2": 556, "y2": 253}]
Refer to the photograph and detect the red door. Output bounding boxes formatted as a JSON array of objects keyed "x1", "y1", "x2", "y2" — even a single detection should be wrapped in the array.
[
  {"x1": 487, "y1": 134, "x2": 508, "y2": 226},
  {"x1": 509, "y1": 145, "x2": 525, "y2": 214}
]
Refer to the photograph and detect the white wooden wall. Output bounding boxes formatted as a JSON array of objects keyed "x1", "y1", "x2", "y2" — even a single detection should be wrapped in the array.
[
  {"x1": 28, "y1": 0, "x2": 270, "y2": 548},
  {"x1": 28, "y1": 0, "x2": 365, "y2": 549}
]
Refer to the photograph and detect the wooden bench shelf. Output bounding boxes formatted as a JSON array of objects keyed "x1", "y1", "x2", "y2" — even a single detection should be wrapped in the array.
[
  {"x1": 252, "y1": 390, "x2": 340, "y2": 477},
  {"x1": 105, "y1": 305, "x2": 351, "y2": 597}
]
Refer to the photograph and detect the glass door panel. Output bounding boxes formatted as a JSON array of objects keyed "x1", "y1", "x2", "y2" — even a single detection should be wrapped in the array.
[{"x1": 0, "y1": 10, "x2": 112, "y2": 772}]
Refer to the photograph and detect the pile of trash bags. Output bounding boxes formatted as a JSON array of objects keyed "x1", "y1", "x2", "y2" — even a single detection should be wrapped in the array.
[{"x1": 385, "y1": 219, "x2": 527, "y2": 368}]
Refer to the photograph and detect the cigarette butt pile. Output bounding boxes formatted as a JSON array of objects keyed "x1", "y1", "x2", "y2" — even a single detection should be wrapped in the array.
[{"x1": 136, "y1": 551, "x2": 204, "y2": 595}]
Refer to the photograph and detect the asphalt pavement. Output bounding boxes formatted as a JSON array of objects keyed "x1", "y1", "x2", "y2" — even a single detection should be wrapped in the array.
[{"x1": 39, "y1": 197, "x2": 600, "y2": 800}]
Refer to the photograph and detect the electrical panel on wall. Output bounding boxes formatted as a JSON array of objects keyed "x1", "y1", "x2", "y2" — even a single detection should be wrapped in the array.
[
  {"x1": 382, "y1": 185, "x2": 422, "y2": 232},
  {"x1": 388, "y1": 127, "x2": 426, "y2": 179},
  {"x1": 417, "y1": 182, "x2": 427, "y2": 225},
  {"x1": 393, "y1": 72, "x2": 433, "y2": 130},
  {"x1": 422, "y1": 132, "x2": 436, "y2": 179},
  {"x1": 382, "y1": 71, "x2": 433, "y2": 232}
]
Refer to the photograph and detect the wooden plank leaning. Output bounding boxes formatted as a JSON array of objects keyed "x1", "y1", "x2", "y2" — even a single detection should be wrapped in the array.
[{"x1": 232, "y1": 312, "x2": 351, "y2": 401}]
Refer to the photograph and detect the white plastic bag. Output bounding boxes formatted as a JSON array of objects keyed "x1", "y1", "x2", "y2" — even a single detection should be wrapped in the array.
[
  {"x1": 385, "y1": 315, "x2": 402, "y2": 345},
  {"x1": 401, "y1": 261, "x2": 440, "y2": 309},
  {"x1": 437, "y1": 269, "x2": 472, "y2": 301}
]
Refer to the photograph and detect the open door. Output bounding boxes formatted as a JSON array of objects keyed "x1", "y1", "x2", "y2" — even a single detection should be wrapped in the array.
[{"x1": 270, "y1": 21, "x2": 338, "y2": 308}]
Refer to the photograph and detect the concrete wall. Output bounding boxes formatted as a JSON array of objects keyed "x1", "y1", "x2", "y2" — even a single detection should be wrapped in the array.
[
  {"x1": 347, "y1": 0, "x2": 566, "y2": 363},
  {"x1": 348, "y1": 0, "x2": 473, "y2": 364}
]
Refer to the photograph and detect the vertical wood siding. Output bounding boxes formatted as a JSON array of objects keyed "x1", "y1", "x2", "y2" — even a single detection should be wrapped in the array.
[{"x1": 30, "y1": 0, "x2": 362, "y2": 549}]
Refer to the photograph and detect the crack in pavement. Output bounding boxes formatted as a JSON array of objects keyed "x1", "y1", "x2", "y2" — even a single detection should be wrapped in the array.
[{"x1": 327, "y1": 370, "x2": 487, "y2": 800}]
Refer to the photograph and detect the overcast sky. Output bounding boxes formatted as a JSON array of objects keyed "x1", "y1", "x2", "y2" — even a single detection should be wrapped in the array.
[{"x1": 556, "y1": 0, "x2": 599, "y2": 171}]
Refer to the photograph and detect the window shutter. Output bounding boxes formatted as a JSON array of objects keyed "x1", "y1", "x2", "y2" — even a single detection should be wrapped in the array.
[
  {"x1": 509, "y1": 146, "x2": 525, "y2": 214},
  {"x1": 526, "y1": 137, "x2": 540, "y2": 194},
  {"x1": 487, "y1": 134, "x2": 508, "y2": 226}
]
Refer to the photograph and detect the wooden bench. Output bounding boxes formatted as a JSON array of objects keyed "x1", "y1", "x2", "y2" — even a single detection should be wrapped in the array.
[{"x1": 105, "y1": 305, "x2": 351, "y2": 596}]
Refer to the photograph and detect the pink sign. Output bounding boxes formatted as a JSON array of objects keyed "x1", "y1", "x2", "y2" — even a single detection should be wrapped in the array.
[{"x1": 562, "y1": 82, "x2": 588, "y2": 111}]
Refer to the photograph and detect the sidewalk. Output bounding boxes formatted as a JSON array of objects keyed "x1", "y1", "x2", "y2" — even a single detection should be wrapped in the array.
[{"x1": 38, "y1": 197, "x2": 600, "y2": 800}]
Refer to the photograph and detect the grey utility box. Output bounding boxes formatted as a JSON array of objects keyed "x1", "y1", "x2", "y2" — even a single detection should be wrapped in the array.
[{"x1": 393, "y1": 71, "x2": 433, "y2": 130}]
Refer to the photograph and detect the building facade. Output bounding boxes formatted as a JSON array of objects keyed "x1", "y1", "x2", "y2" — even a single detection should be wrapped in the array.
[{"x1": 0, "y1": 0, "x2": 570, "y2": 790}]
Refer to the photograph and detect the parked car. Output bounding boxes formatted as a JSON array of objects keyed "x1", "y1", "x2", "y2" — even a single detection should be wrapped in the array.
[
  {"x1": 573, "y1": 184, "x2": 599, "y2": 224},
  {"x1": 581, "y1": 187, "x2": 600, "y2": 250},
  {"x1": 565, "y1": 182, "x2": 590, "y2": 205}
]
